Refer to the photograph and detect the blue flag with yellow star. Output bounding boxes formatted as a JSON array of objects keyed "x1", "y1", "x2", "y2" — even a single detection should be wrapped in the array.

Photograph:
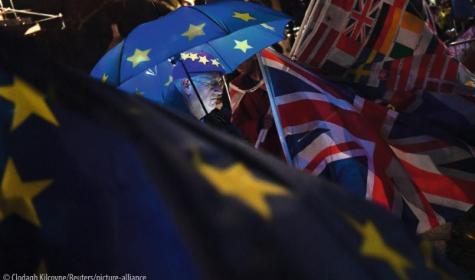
[{"x1": 0, "y1": 33, "x2": 468, "y2": 279}]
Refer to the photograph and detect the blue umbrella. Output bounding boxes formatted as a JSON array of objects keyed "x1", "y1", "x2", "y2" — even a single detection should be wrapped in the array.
[
  {"x1": 118, "y1": 49, "x2": 227, "y2": 115},
  {"x1": 90, "y1": 41, "x2": 123, "y2": 86},
  {"x1": 119, "y1": 0, "x2": 291, "y2": 82},
  {"x1": 91, "y1": 1, "x2": 291, "y2": 113}
]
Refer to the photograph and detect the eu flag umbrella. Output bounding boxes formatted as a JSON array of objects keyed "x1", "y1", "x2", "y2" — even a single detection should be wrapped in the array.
[
  {"x1": 91, "y1": 0, "x2": 291, "y2": 112},
  {"x1": 118, "y1": 49, "x2": 228, "y2": 116},
  {"x1": 90, "y1": 41, "x2": 123, "y2": 87},
  {"x1": 118, "y1": 0, "x2": 291, "y2": 82}
]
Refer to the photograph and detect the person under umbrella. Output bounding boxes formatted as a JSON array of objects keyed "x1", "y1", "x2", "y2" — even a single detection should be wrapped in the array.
[{"x1": 170, "y1": 50, "x2": 241, "y2": 136}]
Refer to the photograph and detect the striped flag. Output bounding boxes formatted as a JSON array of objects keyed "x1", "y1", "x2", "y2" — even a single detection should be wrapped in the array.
[
  {"x1": 293, "y1": 0, "x2": 436, "y2": 69},
  {"x1": 291, "y1": 0, "x2": 475, "y2": 96},
  {"x1": 351, "y1": 50, "x2": 475, "y2": 96},
  {"x1": 260, "y1": 48, "x2": 475, "y2": 232}
]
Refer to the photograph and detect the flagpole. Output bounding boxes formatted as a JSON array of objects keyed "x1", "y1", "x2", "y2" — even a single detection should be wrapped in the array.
[
  {"x1": 290, "y1": 0, "x2": 316, "y2": 58},
  {"x1": 257, "y1": 52, "x2": 293, "y2": 165},
  {"x1": 221, "y1": 74, "x2": 232, "y2": 110},
  {"x1": 291, "y1": 0, "x2": 324, "y2": 59}
]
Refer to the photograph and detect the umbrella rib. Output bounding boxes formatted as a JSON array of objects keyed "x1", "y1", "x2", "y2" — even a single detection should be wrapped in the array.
[
  {"x1": 118, "y1": 41, "x2": 125, "y2": 83},
  {"x1": 189, "y1": 6, "x2": 230, "y2": 33},
  {"x1": 204, "y1": 42, "x2": 231, "y2": 72}
]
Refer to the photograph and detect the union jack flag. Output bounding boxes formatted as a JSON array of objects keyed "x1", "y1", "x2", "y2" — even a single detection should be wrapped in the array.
[
  {"x1": 260, "y1": 48, "x2": 475, "y2": 232},
  {"x1": 345, "y1": 0, "x2": 381, "y2": 43}
]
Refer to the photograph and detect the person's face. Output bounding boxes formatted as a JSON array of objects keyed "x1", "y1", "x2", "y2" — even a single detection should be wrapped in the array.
[{"x1": 180, "y1": 72, "x2": 224, "y2": 119}]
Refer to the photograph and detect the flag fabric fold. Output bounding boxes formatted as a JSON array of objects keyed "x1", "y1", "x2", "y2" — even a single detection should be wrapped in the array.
[
  {"x1": 291, "y1": 0, "x2": 475, "y2": 98},
  {"x1": 260, "y1": 48, "x2": 475, "y2": 233}
]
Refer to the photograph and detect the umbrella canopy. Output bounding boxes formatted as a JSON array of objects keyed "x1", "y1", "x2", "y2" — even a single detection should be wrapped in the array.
[
  {"x1": 118, "y1": 49, "x2": 227, "y2": 107},
  {"x1": 92, "y1": 1, "x2": 290, "y2": 84},
  {"x1": 91, "y1": 41, "x2": 124, "y2": 86},
  {"x1": 119, "y1": 0, "x2": 290, "y2": 82},
  {"x1": 91, "y1": 0, "x2": 290, "y2": 114}
]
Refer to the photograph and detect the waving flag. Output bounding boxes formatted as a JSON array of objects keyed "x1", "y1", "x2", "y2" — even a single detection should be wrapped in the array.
[
  {"x1": 260, "y1": 48, "x2": 475, "y2": 233},
  {"x1": 292, "y1": 0, "x2": 435, "y2": 69},
  {"x1": 291, "y1": 0, "x2": 475, "y2": 97}
]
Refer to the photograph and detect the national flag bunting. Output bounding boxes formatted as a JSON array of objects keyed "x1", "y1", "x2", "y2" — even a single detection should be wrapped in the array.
[{"x1": 290, "y1": 0, "x2": 475, "y2": 96}]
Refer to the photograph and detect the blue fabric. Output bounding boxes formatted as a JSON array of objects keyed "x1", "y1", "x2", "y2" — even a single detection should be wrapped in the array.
[{"x1": 90, "y1": 41, "x2": 124, "y2": 86}]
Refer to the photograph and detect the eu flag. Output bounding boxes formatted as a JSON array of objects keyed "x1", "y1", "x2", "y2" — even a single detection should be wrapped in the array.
[{"x1": 0, "y1": 33, "x2": 467, "y2": 279}]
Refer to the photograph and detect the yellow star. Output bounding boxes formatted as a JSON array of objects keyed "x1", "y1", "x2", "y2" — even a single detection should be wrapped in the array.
[
  {"x1": 188, "y1": 53, "x2": 199, "y2": 61},
  {"x1": 0, "y1": 77, "x2": 59, "y2": 131},
  {"x1": 211, "y1": 59, "x2": 221, "y2": 67},
  {"x1": 198, "y1": 56, "x2": 209, "y2": 65},
  {"x1": 181, "y1": 23, "x2": 206, "y2": 41},
  {"x1": 233, "y1": 12, "x2": 256, "y2": 22},
  {"x1": 0, "y1": 159, "x2": 52, "y2": 227},
  {"x1": 195, "y1": 157, "x2": 289, "y2": 220},
  {"x1": 126, "y1": 48, "x2": 151, "y2": 68},
  {"x1": 181, "y1": 52, "x2": 191, "y2": 60},
  {"x1": 164, "y1": 75, "x2": 174, "y2": 87},
  {"x1": 347, "y1": 217, "x2": 412, "y2": 280},
  {"x1": 101, "y1": 73, "x2": 109, "y2": 83},
  {"x1": 261, "y1": 23, "x2": 275, "y2": 31},
  {"x1": 234, "y1": 39, "x2": 253, "y2": 53}
]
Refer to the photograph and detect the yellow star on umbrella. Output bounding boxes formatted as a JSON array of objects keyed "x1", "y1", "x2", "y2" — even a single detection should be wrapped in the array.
[
  {"x1": 195, "y1": 157, "x2": 290, "y2": 220},
  {"x1": 181, "y1": 23, "x2": 206, "y2": 41},
  {"x1": 233, "y1": 12, "x2": 256, "y2": 22},
  {"x1": 0, "y1": 77, "x2": 59, "y2": 131},
  {"x1": 0, "y1": 159, "x2": 53, "y2": 227},
  {"x1": 188, "y1": 53, "x2": 199, "y2": 61},
  {"x1": 127, "y1": 48, "x2": 151, "y2": 68},
  {"x1": 181, "y1": 52, "x2": 191, "y2": 60},
  {"x1": 234, "y1": 39, "x2": 253, "y2": 53},
  {"x1": 211, "y1": 59, "x2": 221, "y2": 67},
  {"x1": 101, "y1": 73, "x2": 109, "y2": 83},
  {"x1": 347, "y1": 217, "x2": 413, "y2": 280},
  {"x1": 198, "y1": 56, "x2": 209, "y2": 65}
]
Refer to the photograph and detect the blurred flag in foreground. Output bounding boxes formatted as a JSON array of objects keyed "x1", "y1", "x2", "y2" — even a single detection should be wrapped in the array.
[
  {"x1": 260, "y1": 48, "x2": 475, "y2": 233},
  {"x1": 0, "y1": 33, "x2": 465, "y2": 279}
]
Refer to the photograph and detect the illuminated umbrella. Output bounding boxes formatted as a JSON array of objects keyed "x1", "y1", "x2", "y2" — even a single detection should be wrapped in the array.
[{"x1": 91, "y1": 0, "x2": 290, "y2": 111}]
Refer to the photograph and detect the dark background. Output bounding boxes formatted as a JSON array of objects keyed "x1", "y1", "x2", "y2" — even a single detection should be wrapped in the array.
[{"x1": 3, "y1": 0, "x2": 310, "y2": 72}]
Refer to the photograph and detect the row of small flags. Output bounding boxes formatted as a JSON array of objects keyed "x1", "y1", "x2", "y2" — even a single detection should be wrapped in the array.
[{"x1": 290, "y1": 0, "x2": 475, "y2": 96}]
